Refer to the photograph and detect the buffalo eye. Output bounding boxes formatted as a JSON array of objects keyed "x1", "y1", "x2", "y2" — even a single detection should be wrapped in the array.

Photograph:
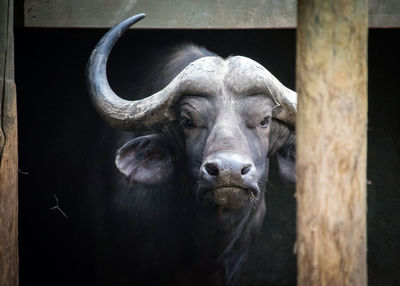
[
  {"x1": 259, "y1": 116, "x2": 271, "y2": 128},
  {"x1": 180, "y1": 116, "x2": 195, "y2": 130}
]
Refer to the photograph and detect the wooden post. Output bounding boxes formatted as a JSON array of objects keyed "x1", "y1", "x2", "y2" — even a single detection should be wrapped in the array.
[
  {"x1": 0, "y1": 0, "x2": 19, "y2": 285},
  {"x1": 296, "y1": 1, "x2": 368, "y2": 286}
]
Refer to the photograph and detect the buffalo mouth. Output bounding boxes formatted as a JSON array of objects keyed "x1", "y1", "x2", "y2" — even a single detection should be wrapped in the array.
[{"x1": 200, "y1": 186, "x2": 259, "y2": 211}]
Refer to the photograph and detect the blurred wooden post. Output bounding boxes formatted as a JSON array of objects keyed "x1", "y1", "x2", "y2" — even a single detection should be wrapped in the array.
[
  {"x1": 296, "y1": 1, "x2": 368, "y2": 286},
  {"x1": 0, "y1": 0, "x2": 19, "y2": 285}
]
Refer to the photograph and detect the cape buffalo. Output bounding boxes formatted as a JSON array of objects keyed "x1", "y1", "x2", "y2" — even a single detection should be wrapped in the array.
[{"x1": 86, "y1": 14, "x2": 297, "y2": 286}]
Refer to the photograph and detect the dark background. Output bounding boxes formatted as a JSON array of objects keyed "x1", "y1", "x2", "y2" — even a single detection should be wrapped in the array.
[{"x1": 15, "y1": 28, "x2": 399, "y2": 285}]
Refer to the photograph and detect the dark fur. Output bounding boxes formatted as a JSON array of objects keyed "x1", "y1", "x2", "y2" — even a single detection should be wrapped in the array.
[{"x1": 88, "y1": 44, "x2": 295, "y2": 286}]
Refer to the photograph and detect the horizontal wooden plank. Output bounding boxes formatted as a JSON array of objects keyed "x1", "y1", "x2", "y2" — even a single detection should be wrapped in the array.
[
  {"x1": 369, "y1": 0, "x2": 400, "y2": 28},
  {"x1": 23, "y1": 0, "x2": 297, "y2": 28},
  {"x1": 24, "y1": 0, "x2": 400, "y2": 28}
]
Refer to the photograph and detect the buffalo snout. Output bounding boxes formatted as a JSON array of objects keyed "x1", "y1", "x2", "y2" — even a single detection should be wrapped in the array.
[
  {"x1": 202, "y1": 152, "x2": 256, "y2": 180},
  {"x1": 198, "y1": 152, "x2": 260, "y2": 209}
]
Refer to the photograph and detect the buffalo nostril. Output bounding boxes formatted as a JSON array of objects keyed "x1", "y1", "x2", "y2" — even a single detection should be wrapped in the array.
[
  {"x1": 241, "y1": 164, "x2": 252, "y2": 175},
  {"x1": 204, "y1": 163, "x2": 219, "y2": 176}
]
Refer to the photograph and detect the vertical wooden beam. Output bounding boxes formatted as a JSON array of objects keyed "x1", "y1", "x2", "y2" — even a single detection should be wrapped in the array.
[
  {"x1": 296, "y1": 1, "x2": 368, "y2": 286},
  {"x1": 0, "y1": 0, "x2": 19, "y2": 285}
]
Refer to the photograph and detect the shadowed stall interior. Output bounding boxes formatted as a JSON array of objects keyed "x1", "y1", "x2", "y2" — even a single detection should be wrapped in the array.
[{"x1": 15, "y1": 28, "x2": 399, "y2": 285}]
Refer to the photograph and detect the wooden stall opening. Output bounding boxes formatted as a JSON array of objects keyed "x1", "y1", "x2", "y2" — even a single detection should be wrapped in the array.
[
  {"x1": 296, "y1": 1, "x2": 368, "y2": 285},
  {"x1": 2, "y1": 0, "x2": 400, "y2": 285}
]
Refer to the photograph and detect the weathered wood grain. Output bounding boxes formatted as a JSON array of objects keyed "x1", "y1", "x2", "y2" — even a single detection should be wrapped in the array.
[
  {"x1": 296, "y1": 1, "x2": 368, "y2": 285},
  {"x1": 0, "y1": 0, "x2": 19, "y2": 285},
  {"x1": 23, "y1": 0, "x2": 399, "y2": 28},
  {"x1": 24, "y1": 0, "x2": 296, "y2": 28},
  {"x1": 369, "y1": 0, "x2": 400, "y2": 27}
]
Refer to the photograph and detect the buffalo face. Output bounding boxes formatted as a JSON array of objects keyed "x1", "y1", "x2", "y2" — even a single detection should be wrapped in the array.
[{"x1": 178, "y1": 57, "x2": 277, "y2": 213}]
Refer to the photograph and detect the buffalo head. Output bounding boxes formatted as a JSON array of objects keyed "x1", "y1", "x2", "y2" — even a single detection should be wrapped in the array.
[
  {"x1": 86, "y1": 13, "x2": 297, "y2": 284},
  {"x1": 87, "y1": 15, "x2": 296, "y2": 216}
]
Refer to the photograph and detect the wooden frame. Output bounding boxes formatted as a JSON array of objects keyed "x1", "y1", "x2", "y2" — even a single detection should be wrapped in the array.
[{"x1": 5, "y1": 0, "x2": 400, "y2": 285}]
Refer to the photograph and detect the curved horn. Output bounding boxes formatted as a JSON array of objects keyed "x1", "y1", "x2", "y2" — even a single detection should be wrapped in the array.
[
  {"x1": 87, "y1": 14, "x2": 297, "y2": 130},
  {"x1": 272, "y1": 86, "x2": 297, "y2": 127},
  {"x1": 225, "y1": 56, "x2": 297, "y2": 127},
  {"x1": 86, "y1": 14, "x2": 178, "y2": 130}
]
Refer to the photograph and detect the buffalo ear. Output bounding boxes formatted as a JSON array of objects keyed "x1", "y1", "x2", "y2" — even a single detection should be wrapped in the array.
[
  {"x1": 275, "y1": 141, "x2": 296, "y2": 183},
  {"x1": 115, "y1": 134, "x2": 175, "y2": 185},
  {"x1": 269, "y1": 121, "x2": 296, "y2": 183}
]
